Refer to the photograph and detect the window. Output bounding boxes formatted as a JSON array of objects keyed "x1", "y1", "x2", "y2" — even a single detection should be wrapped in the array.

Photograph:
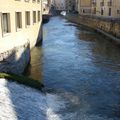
[
  {"x1": 108, "y1": 8, "x2": 111, "y2": 16},
  {"x1": 37, "y1": 0, "x2": 40, "y2": 3},
  {"x1": 33, "y1": 11, "x2": 36, "y2": 24},
  {"x1": 33, "y1": 0, "x2": 36, "y2": 2},
  {"x1": 38, "y1": 11, "x2": 40, "y2": 22},
  {"x1": 16, "y1": 12, "x2": 22, "y2": 30},
  {"x1": 101, "y1": 8, "x2": 104, "y2": 15},
  {"x1": 25, "y1": 11, "x2": 30, "y2": 26},
  {"x1": 83, "y1": 9, "x2": 85, "y2": 13},
  {"x1": 2, "y1": 13, "x2": 11, "y2": 34},
  {"x1": 108, "y1": 0, "x2": 112, "y2": 6},
  {"x1": 117, "y1": 10, "x2": 120, "y2": 14},
  {"x1": 93, "y1": 7, "x2": 96, "y2": 14},
  {"x1": 25, "y1": 0, "x2": 30, "y2": 2}
]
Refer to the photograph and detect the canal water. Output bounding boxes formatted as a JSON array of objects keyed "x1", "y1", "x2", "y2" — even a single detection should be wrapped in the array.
[{"x1": 26, "y1": 16, "x2": 120, "y2": 120}]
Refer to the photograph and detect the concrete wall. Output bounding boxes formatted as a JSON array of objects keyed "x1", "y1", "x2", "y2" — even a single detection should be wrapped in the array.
[
  {"x1": 0, "y1": 41, "x2": 30, "y2": 74},
  {"x1": 82, "y1": 17, "x2": 120, "y2": 38},
  {"x1": 66, "y1": 15, "x2": 120, "y2": 42}
]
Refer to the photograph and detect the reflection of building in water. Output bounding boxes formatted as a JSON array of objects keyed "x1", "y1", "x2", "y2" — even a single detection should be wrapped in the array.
[
  {"x1": 75, "y1": 26, "x2": 97, "y2": 41},
  {"x1": 91, "y1": 35, "x2": 120, "y2": 70},
  {"x1": 78, "y1": 32, "x2": 97, "y2": 41},
  {"x1": 25, "y1": 47, "x2": 43, "y2": 81}
]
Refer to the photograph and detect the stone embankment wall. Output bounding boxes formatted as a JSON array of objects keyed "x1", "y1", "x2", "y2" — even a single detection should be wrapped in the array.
[
  {"x1": 0, "y1": 41, "x2": 30, "y2": 74},
  {"x1": 66, "y1": 15, "x2": 120, "y2": 42}
]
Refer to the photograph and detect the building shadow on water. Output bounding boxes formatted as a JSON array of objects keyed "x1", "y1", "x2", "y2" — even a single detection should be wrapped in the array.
[
  {"x1": 24, "y1": 46, "x2": 43, "y2": 81},
  {"x1": 78, "y1": 28, "x2": 120, "y2": 119}
]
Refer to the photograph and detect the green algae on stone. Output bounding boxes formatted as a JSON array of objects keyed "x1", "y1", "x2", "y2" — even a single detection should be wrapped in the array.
[{"x1": 0, "y1": 73, "x2": 44, "y2": 90}]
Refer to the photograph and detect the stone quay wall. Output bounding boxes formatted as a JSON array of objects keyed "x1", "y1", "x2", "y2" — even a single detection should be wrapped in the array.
[
  {"x1": 66, "y1": 15, "x2": 120, "y2": 43},
  {"x1": 0, "y1": 41, "x2": 30, "y2": 75}
]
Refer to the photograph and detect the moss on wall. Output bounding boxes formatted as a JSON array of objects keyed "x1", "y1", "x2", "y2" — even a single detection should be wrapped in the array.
[{"x1": 0, "y1": 73, "x2": 44, "y2": 90}]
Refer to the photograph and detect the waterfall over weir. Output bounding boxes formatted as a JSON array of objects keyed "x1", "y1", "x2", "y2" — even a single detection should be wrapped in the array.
[
  {"x1": 0, "y1": 79, "x2": 69, "y2": 120},
  {"x1": 0, "y1": 78, "x2": 118, "y2": 120}
]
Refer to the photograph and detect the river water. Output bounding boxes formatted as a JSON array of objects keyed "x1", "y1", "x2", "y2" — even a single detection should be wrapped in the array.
[{"x1": 26, "y1": 16, "x2": 120, "y2": 120}]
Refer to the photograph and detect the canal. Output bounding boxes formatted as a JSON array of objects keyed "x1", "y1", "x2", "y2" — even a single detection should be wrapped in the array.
[{"x1": 26, "y1": 16, "x2": 120, "y2": 120}]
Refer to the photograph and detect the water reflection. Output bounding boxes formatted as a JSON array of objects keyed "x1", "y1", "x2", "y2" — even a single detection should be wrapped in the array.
[
  {"x1": 26, "y1": 16, "x2": 120, "y2": 120},
  {"x1": 75, "y1": 26, "x2": 120, "y2": 70},
  {"x1": 25, "y1": 47, "x2": 43, "y2": 81},
  {"x1": 75, "y1": 29, "x2": 97, "y2": 42}
]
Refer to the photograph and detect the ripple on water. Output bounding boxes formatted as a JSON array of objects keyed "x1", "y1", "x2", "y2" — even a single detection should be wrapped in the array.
[{"x1": 26, "y1": 16, "x2": 120, "y2": 120}]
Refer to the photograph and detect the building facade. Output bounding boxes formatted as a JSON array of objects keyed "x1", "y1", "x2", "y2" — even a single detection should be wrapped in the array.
[
  {"x1": 52, "y1": 0, "x2": 66, "y2": 11},
  {"x1": 75, "y1": 0, "x2": 79, "y2": 12},
  {"x1": 65, "y1": 0, "x2": 75, "y2": 12},
  {"x1": 0, "y1": 0, "x2": 42, "y2": 52},
  {"x1": 77, "y1": 0, "x2": 92, "y2": 15},
  {"x1": 43, "y1": 0, "x2": 49, "y2": 14},
  {"x1": 52, "y1": 0, "x2": 76, "y2": 12},
  {"x1": 0, "y1": 0, "x2": 42, "y2": 74},
  {"x1": 92, "y1": 0, "x2": 120, "y2": 18},
  {"x1": 76, "y1": 0, "x2": 120, "y2": 18}
]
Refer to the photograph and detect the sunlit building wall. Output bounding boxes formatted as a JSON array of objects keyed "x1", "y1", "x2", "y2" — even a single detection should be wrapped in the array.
[
  {"x1": 91, "y1": 0, "x2": 120, "y2": 18},
  {"x1": 77, "y1": 0, "x2": 92, "y2": 15},
  {"x1": 52, "y1": 0, "x2": 66, "y2": 11},
  {"x1": 65, "y1": 0, "x2": 75, "y2": 11},
  {"x1": 0, "y1": 0, "x2": 42, "y2": 52}
]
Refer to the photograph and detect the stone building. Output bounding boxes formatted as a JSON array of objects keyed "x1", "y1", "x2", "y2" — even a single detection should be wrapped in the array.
[
  {"x1": 0, "y1": 0, "x2": 42, "y2": 74},
  {"x1": 75, "y1": 0, "x2": 79, "y2": 12},
  {"x1": 65, "y1": 0, "x2": 76, "y2": 12},
  {"x1": 76, "y1": 0, "x2": 92, "y2": 15},
  {"x1": 43, "y1": 0, "x2": 50, "y2": 14},
  {"x1": 0, "y1": 0, "x2": 42, "y2": 51},
  {"x1": 52, "y1": 0, "x2": 75, "y2": 12},
  {"x1": 91, "y1": 0, "x2": 120, "y2": 18},
  {"x1": 52, "y1": 0, "x2": 66, "y2": 11},
  {"x1": 76, "y1": 0, "x2": 120, "y2": 18}
]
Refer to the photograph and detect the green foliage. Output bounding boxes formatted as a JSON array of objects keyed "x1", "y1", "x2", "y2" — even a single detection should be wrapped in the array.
[{"x1": 0, "y1": 73, "x2": 44, "y2": 90}]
